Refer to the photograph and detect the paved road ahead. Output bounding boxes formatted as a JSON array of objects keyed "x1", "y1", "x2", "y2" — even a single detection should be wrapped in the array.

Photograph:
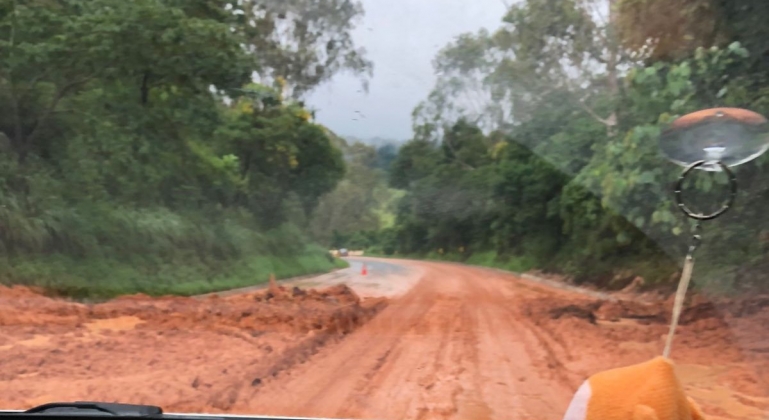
[{"x1": 286, "y1": 257, "x2": 419, "y2": 298}]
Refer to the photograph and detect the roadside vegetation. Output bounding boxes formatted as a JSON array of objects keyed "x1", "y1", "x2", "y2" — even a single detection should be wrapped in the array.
[
  {"x1": 320, "y1": 0, "x2": 769, "y2": 294},
  {"x1": 0, "y1": 0, "x2": 367, "y2": 298},
  {"x1": 4, "y1": 0, "x2": 769, "y2": 298}
]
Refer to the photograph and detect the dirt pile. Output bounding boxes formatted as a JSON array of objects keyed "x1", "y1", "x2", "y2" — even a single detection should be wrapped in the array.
[
  {"x1": 93, "y1": 283, "x2": 382, "y2": 336},
  {"x1": 524, "y1": 290, "x2": 769, "y2": 362},
  {"x1": 536, "y1": 290, "x2": 769, "y2": 326},
  {"x1": 0, "y1": 282, "x2": 383, "y2": 333},
  {"x1": 0, "y1": 285, "x2": 89, "y2": 326},
  {"x1": 520, "y1": 289, "x2": 769, "y2": 419},
  {"x1": 1, "y1": 261, "x2": 767, "y2": 420},
  {"x1": 0, "y1": 282, "x2": 387, "y2": 412}
]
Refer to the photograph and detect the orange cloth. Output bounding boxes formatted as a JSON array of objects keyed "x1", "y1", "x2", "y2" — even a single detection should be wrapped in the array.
[{"x1": 563, "y1": 357, "x2": 704, "y2": 420}]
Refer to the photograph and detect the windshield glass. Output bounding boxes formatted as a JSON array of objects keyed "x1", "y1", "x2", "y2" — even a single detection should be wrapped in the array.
[{"x1": 1, "y1": 1, "x2": 768, "y2": 419}]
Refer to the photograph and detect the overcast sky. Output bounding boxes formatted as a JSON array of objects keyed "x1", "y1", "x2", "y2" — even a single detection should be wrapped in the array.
[{"x1": 305, "y1": 0, "x2": 506, "y2": 142}]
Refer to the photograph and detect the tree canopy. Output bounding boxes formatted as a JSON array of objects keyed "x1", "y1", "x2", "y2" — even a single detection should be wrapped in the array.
[
  {"x1": 0, "y1": 0, "x2": 367, "y2": 298},
  {"x1": 359, "y1": 0, "x2": 769, "y2": 293},
  {"x1": 2, "y1": 0, "x2": 769, "y2": 297}
]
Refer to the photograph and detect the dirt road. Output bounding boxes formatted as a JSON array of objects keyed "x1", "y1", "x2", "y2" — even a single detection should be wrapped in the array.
[
  {"x1": 238, "y1": 259, "x2": 579, "y2": 419},
  {"x1": 0, "y1": 258, "x2": 767, "y2": 420}
]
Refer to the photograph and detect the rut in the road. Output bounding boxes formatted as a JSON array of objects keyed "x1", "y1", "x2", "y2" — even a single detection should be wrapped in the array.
[
  {"x1": 2, "y1": 260, "x2": 766, "y2": 420},
  {"x1": 0, "y1": 283, "x2": 387, "y2": 412},
  {"x1": 236, "y1": 261, "x2": 769, "y2": 420},
  {"x1": 236, "y1": 263, "x2": 578, "y2": 420}
]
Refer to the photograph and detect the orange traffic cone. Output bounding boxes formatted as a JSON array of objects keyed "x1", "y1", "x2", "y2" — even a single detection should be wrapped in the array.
[{"x1": 361, "y1": 264, "x2": 367, "y2": 276}]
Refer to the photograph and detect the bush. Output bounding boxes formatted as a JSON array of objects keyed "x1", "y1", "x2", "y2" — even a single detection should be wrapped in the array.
[{"x1": 0, "y1": 189, "x2": 343, "y2": 299}]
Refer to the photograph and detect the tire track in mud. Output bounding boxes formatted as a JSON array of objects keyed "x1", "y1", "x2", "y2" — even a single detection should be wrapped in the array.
[
  {"x1": 0, "y1": 283, "x2": 388, "y2": 413},
  {"x1": 236, "y1": 262, "x2": 577, "y2": 420},
  {"x1": 3, "y1": 259, "x2": 765, "y2": 420}
]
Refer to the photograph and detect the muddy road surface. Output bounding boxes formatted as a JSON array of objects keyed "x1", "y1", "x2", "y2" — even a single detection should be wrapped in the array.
[{"x1": 0, "y1": 258, "x2": 767, "y2": 420}]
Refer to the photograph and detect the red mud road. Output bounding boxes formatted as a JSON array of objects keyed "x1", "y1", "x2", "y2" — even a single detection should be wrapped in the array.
[{"x1": 1, "y1": 258, "x2": 768, "y2": 420}]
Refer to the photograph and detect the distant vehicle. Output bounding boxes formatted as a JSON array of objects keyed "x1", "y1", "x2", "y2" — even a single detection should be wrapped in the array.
[{"x1": 339, "y1": 248, "x2": 349, "y2": 257}]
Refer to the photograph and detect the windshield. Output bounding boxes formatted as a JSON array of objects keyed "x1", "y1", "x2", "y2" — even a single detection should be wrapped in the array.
[{"x1": 1, "y1": 1, "x2": 768, "y2": 419}]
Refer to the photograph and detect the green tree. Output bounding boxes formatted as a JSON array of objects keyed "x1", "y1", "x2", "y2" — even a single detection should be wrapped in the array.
[
  {"x1": 388, "y1": 139, "x2": 441, "y2": 189},
  {"x1": 309, "y1": 141, "x2": 396, "y2": 247},
  {"x1": 378, "y1": 2, "x2": 769, "y2": 291},
  {"x1": 216, "y1": 85, "x2": 345, "y2": 226},
  {"x1": 0, "y1": 0, "x2": 252, "y2": 163},
  {"x1": 229, "y1": 0, "x2": 373, "y2": 98},
  {"x1": 0, "y1": 0, "x2": 352, "y2": 298}
]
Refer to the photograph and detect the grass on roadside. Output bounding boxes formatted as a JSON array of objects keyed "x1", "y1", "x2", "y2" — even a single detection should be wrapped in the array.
[
  {"x1": 0, "y1": 202, "x2": 349, "y2": 300},
  {"x1": 0, "y1": 245, "x2": 348, "y2": 300}
]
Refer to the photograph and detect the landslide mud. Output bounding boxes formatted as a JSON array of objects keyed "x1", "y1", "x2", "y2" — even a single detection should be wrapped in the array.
[
  {"x1": 0, "y1": 260, "x2": 767, "y2": 420},
  {"x1": 0, "y1": 281, "x2": 386, "y2": 412},
  {"x1": 522, "y1": 287, "x2": 769, "y2": 420}
]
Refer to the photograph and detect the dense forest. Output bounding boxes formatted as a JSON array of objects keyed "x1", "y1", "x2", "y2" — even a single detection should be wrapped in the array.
[
  {"x1": 336, "y1": 0, "x2": 769, "y2": 293},
  {"x1": 2, "y1": 0, "x2": 769, "y2": 298},
  {"x1": 0, "y1": 0, "x2": 373, "y2": 298}
]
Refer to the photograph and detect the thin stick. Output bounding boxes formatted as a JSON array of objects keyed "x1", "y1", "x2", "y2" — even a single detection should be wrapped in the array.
[{"x1": 663, "y1": 254, "x2": 695, "y2": 358}]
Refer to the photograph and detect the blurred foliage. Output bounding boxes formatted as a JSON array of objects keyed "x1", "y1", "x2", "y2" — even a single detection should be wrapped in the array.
[
  {"x1": 309, "y1": 139, "x2": 400, "y2": 248},
  {"x1": 229, "y1": 0, "x2": 373, "y2": 98},
  {"x1": 355, "y1": 0, "x2": 769, "y2": 293},
  {"x1": 0, "y1": 0, "x2": 364, "y2": 298}
]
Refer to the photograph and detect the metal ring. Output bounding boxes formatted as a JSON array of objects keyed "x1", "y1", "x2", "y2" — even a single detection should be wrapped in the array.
[{"x1": 674, "y1": 160, "x2": 737, "y2": 221}]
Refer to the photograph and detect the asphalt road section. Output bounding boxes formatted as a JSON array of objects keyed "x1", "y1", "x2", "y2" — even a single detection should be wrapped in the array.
[
  {"x1": 286, "y1": 257, "x2": 421, "y2": 298},
  {"x1": 0, "y1": 258, "x2": 767, "y2": 420},
  {"x1": 196, "y1": 258, "x2": 418, "y2": 300}
]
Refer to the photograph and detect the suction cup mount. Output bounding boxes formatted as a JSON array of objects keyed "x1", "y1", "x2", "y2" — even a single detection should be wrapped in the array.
[
  {"x1": 663, "y1": 108, "x2": 768, "y2": 222},
  {"x1": 660, "y1": 108, "x2": 768, "y2": 358},
  {"x1": 661, "y1": 107, "x2": 769, "y2": 173},
  {"x1": 674, "y1": 160, "x2": 737, "y2": 221}
]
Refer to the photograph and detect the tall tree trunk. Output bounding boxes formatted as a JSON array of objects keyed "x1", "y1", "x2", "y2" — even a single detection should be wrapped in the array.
[{"x1": 141, "y1": 71, "x2": 151, "y2": 105}]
